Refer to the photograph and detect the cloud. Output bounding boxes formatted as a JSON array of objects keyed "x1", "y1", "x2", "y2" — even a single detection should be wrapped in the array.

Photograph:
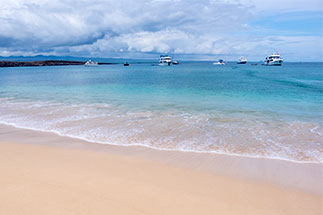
[
  {"x1": 0, "y1": 0, "x2": 250, "y2": 54},
  {"x1": 0, "y1": 0, "x2": 322, "y2": 61}
]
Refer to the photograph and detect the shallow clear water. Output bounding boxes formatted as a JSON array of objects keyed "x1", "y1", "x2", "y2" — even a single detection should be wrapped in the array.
[{"x1": 0, "y1": 62, "x2": 322, "y2": 162}]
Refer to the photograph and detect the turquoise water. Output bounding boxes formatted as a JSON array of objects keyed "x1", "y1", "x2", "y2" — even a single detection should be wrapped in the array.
[{"x1": 0, "y1": 62, "x2": 322, "y2": 162}]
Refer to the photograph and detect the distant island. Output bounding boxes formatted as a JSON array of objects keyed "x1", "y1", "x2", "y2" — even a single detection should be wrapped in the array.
[{"x1": 0, "y1": 60, "x2": 114, "y2": 67}]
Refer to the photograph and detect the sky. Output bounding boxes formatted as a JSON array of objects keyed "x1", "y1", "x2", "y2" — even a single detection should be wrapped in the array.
[{"x1": 0, "y1": 0, "x2": 322, "y2": 61}]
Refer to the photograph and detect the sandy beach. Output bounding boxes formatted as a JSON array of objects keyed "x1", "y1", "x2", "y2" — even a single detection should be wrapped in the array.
[
  {"x1": 1, "y1": 0, "x2": 322, "y2": 214},
  {"x1": 0, "y1": 124, "x2": 322, "y2": 215}
]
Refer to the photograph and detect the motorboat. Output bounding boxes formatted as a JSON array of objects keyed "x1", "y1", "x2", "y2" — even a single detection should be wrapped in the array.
[
  {"x1": 172, "y1": 60, "x2": 179, "y2": 65},
  {"x1": 213, "y1": 59, "x2": 225, "y2": 65},
  {"x1": 158, "y1": 55, "x2": 172, "y2": 66},
  {"x1": 264, "y1": 53, "x2": 283, "y2": 66},
  {"x1": 124, "y1": 62, "x2": 129, "y2": 66},
  {"x1": 237, "y1": 56, "x2": 247, "y2": 64},
  {"x1": 84, "y1": 60, "x2": 98, "y2": 66}
]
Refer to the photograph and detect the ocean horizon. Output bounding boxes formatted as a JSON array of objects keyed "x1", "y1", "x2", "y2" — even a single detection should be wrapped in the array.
[
  {"x1": 1, "y1": 55, "x2": 323, "y2": 63},
  {"x1": 0, "y1": 61, "x2": 322, "y2": 163}
]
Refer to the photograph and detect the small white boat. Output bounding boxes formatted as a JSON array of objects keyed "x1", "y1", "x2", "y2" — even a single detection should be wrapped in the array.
[
  {"x1": 237, "y1": 56, "x2": 247, "y2": 64},
  {"x1": 172, "y1": 60, "x2": 179, "y2": 65},
  {"x1": 84, "y1": 60, "x2": 98, "y2": 66},
  {"x1": 213, "y1": 59, "x2": 225, "y2": 65},
  {"x1": 158, "y1": 55, "x2": 172, "y2": 66},
  {"x1": 264, "y1": 53, "x2": 283, "y2": 66}
]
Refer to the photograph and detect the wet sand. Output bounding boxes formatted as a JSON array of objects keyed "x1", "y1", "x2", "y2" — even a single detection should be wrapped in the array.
[{"x1": 0, "y1": 124, "x2": 322, "y2": 215}]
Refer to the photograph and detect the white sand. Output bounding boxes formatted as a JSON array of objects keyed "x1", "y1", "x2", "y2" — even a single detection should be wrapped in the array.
[{"x1": 0, "y1": 124, "x2": 322, "y2": 215}]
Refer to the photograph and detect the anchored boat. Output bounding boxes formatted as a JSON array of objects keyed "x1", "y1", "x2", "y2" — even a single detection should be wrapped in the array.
[
  {"x1": 213, "y1": 59, "x2": 225, "y2": 65},
  {"x1": 84, "y1": 60, "x2": 98, "y2": 66},
  {"x1": 264, "y1": 53, "x2": 283, "y2": 66},
  {"x1": 237, "y1": 56, "x2": 247, "y2": 64},
  {"x1": 158, "y1": 55, "x2": 172, "y2": 66}
]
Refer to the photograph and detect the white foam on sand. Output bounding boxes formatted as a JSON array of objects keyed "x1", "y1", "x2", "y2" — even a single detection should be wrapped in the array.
[{"x1": 0, "y1": 98, "x2": 322, "y2": 163}]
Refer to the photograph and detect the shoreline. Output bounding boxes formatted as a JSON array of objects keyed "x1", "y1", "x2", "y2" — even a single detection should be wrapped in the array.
[
  {"x1": 0, "y1": 123, "x2": 322, "y2": 195},
  {"x1": 0, "y1": 123, "x2": 322, "y2": 214},
  {"x1": 0, "y1": 60, "x2": 115, "y2": 67},
  {"x1": 1, "y1": 121, "x2": 321, "y2": 165}
]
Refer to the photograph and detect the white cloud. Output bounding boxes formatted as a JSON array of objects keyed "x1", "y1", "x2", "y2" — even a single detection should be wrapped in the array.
[
  {"x1": 0, "y1": 0, "x2": 251, "y2": 54},
  {"x1": 0, "y1": 0, "x2": 322, "y2": 61}
]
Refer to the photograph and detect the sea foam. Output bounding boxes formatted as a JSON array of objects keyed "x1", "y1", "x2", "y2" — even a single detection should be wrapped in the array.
[{"x1": 0, "y1": 98, "x2": 322, "y2": 163}]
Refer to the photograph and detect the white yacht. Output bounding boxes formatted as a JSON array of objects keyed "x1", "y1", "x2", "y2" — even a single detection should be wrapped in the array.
[
  {"x1": 158, "y1": 55, "x2": 172, "y2": 66},
  {"x1": 237, "y1": 56, "x2": 247, "y2": 64},
  {"x1": 264, "y1": 53, "x2": 283, "y2": 66},
  {"x1": 84, "y1": 60, "x2": 98, "y2": 66},
  {"x1": 213, "y1": 59, "x2": 225, "y2": 65}
]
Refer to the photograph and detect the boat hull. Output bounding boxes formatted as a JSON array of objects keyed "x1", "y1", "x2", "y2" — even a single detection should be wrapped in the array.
[
  {"x1": 84, "y1": 64, "x2": 98, "y2": 67},
  {"x1": 158, "y1": 62, "x2": 171, "y2": 66},
  {"x1": 265, "y1": 61, "x2": 283, "y2": 66}
]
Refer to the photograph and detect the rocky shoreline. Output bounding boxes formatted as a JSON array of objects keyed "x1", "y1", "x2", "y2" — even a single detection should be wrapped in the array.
[{"x1": 0, "y1": 60, "x2": 113, "y2": 67}]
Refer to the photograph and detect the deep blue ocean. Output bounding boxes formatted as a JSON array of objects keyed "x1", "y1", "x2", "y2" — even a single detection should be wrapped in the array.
[{"x1": 0, "y1": 61, "x2": 322, "y2": 162}]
